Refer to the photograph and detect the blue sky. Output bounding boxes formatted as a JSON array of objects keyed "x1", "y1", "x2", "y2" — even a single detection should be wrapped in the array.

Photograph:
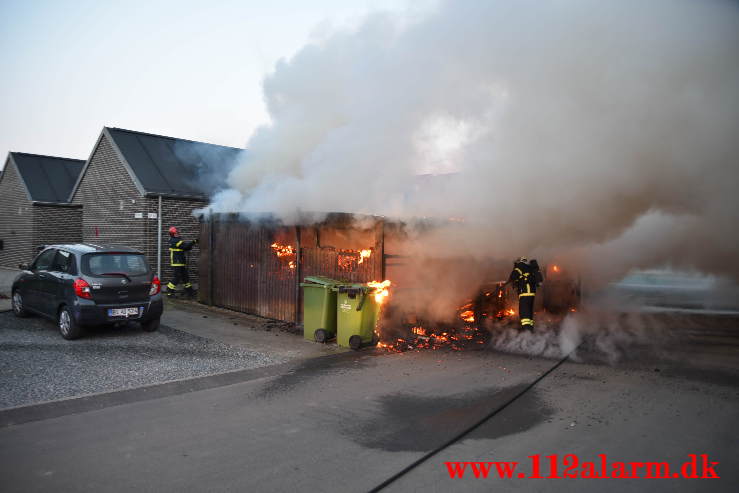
[{"x1": 0, "y1": 0, "x2": 422, "y2": 168}]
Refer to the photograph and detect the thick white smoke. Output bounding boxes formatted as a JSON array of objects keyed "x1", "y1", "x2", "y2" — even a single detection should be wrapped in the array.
[{"x1": 212, "y1": 0, "x2": 739, "y2": 282}]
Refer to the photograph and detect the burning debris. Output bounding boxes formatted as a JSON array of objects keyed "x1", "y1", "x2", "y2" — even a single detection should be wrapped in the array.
[
  {"x1": 338, "y1": 248, "x2": 373, "y2": 272},
  {"x1": 376, "y1": 325, "x2": 490, "y2": 352},
  {"x1": 372, "y1": 272, "x2": 579, "y2": 353}
]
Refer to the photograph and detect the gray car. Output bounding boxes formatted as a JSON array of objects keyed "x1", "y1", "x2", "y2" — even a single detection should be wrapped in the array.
[{"x1": 11, "y1": 243, "x2": 164, "y2": 339}]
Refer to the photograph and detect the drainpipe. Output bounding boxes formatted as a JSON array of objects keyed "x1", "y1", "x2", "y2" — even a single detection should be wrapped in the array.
[
  {"x1": 295, "y1": 225, "x2": 301, "y2": 324},
  {"x1": 208, "y1": 209, "x2": 214, "y2": 305},
  {"x1": 157, "y1": 195, "x2": 162, "y2": 278}
]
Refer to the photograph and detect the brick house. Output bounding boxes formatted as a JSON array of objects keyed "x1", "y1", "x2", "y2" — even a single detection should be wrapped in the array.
[
  {"x1": 0, "y1": 152, "x2": 84, "y2": 268},
  {"x1": 69, "y1": 127, "x2": 243, "y2": 286}
]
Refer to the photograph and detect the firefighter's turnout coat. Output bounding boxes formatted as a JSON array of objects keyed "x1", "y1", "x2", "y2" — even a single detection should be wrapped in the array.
[
  {"x1": 508, "y1": 260, "x2": 543, "y2": 328},
  {"x1": 508, "y1": 261, "x2": 541, "y2": 297},
  {"x1": 169, "y1": 236, "x2": 195, "y2": 267}
]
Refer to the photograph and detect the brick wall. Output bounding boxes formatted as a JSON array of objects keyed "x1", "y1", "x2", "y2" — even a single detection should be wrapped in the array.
[
  {"x1": 144, "y1": 196, "x2": 206, "y2": 284},
  {"x1": 0, "y1": 159, "x2": 34, "y2": 267},
  {"x1": 72, "y1": 133, "x2": 207, "y2": 286},
  {"x1": 72, "y1": 134, "x2": 148, "y2": 250},
  {"x1": 33, "y1": 203, "x2": 83, "y2": 248}
]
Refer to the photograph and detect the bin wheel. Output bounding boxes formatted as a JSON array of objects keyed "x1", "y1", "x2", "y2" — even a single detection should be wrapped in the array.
[
  {"x1": 314, "y1": 329, "x2": 328, "y2": 343},
  {"x1": 349, "y1": 335, "x2": 362, "y2": 350}
]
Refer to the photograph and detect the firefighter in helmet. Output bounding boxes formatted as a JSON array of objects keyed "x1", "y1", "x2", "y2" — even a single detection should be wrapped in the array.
[
  {"x1": 506, "y1": 257, "x2": 543, "y2": 330},
  {"x1": 167, "y1": 226, "x2": 198, "y2": 297}
]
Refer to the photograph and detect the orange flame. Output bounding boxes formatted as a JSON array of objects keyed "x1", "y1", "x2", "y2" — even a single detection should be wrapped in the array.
[
  {"x1": 358, "y1": 249, "x2": 372, "y2": 264},
  {"x1": 271, "y1": 243, "x2": 296, "y2": 269},
  {"x1": 552, "y1": 264, "x2": 560, "y2": 273},
  {"x1": 338, "y1": 248, "x2": 373, "y2": 271},
  {"x1": 368, "y1": 280, "x2": 391, "y2": 304}
]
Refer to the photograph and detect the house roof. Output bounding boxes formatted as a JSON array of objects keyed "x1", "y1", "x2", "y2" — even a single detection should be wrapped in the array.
[
  {"x1": 104, "y1": 127, "x2": 244, "y2": 199},
  {"x1": 8, "y1": 152, "x2": 85, "y2": 203}
]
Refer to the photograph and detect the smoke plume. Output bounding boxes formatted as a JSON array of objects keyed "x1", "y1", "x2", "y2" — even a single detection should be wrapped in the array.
[{"x1": 211, "y1": 0, "x2": 739, "y2": 283}]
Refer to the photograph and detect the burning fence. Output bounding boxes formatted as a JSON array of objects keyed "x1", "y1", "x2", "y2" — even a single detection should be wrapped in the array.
[
  {"x1": 198, "y1": 213, "x2": 579, "y2": 349},
  {"x1": 199, "y1": 213, "x2": 384, "y2": 322}
]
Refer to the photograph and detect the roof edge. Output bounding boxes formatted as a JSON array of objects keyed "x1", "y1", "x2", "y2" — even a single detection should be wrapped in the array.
[
  {"x1": 6, "y1": 153, "x2": 34, "y2": 202},
  {"x1": 10, "y1": 151, "x2": 85, "y2": 163},
  {"x1": 32, "y1": 201, "x2": 84, "y2": 207},
  {"x1": 108, "y1": 127, "x2": 243, "y2": 152},
  {"x1": 144, "y1": 192, "x2": 209, "y2": 201},
  {"x1": 103, "y1": 127, "x2": 149, "y2": 197},
  {"x1": 68, "y1": 127, "x2": 148, "y2": 202},
  {"x1": 68, "y1": 129, "x2": 106, "y2": 203}
]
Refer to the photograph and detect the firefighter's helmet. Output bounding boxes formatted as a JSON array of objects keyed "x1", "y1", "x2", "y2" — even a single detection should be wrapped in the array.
[
  {"x1": 515, "y1": 256, "x2": 528, "y2": 264},
  {"x1": 168, "y1": 226, "x2": 179, "y2": 236}
]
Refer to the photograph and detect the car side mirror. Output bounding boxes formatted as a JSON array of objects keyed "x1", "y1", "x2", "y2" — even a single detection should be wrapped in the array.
[{"x1": 19, "y1": 263, "x2": 30, "y2": 271}]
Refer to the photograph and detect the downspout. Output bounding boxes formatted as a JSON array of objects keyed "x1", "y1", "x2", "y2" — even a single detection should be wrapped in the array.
[
  {"x1": 157, "y1": 195, "x2": 162, "y2": 278},
  {"x1": 295, "y1": 225, "x2": 301, "y2": 324},
  {"x1": 208, "y1": 209, "x2": 214, "y2": 305}
]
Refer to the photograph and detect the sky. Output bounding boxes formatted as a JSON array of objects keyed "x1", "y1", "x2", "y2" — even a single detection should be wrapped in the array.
[{"x1": 0, "y1": 0, "x2": 427, "y2": 168}]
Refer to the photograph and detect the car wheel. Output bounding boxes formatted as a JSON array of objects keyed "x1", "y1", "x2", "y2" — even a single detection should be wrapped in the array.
[
  {"x1": 142, "y1": 318, "x2": 160, "y2": 332},
  {"x1": 58, "y1": 306, "x2": 83, "y2": 340},
  {"x1": 12, "y1": 291, "x2": 29, "y2": 318}
]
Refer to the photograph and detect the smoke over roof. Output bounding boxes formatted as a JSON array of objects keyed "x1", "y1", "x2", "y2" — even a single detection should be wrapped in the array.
[{"x1": 208, "y1": 0, "x2": 739, "y2": 281}]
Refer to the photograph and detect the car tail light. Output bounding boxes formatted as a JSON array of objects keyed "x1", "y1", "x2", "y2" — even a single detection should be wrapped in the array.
[
  {"x1": 149, "y1": 276, "x2": 161, "y2": 296},
  {"x1": 73, "y1": 278, "x2": 92, "y2": 299}
]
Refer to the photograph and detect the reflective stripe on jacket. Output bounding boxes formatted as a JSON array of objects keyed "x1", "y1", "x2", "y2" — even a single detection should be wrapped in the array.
[
  {"x1": 508, "y1": 262, "x2": 539, "y2": 296},
  {"x1": 169, "y1": 236, "x2": 194, "y2": 267}
]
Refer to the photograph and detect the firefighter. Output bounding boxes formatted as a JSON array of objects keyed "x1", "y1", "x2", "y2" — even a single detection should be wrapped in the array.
[
  {"x1": 166, "y1": 226, "x2": 198, "y2": 297},
  {"x1": 506, "y1": 257, "x2": 543, "y2": 330}
]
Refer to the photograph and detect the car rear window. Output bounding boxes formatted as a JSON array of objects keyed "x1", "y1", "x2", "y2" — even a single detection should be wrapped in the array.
[{"x1": 82, "y1": 253, "x2": 150, "y2": 276}]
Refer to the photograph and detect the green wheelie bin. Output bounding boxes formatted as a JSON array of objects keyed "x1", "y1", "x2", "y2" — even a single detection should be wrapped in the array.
[
  {"x1": 335, "y1": 283, "x2": 382, "y2": 350},
  {"x1": 301, "y1": 276, "x2": 342, "y2": 343}
]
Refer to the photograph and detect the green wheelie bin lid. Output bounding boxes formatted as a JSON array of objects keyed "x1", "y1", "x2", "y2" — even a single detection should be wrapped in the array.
[{"x1": 300, "y1": 276, "x2": 343, "y2": 287}]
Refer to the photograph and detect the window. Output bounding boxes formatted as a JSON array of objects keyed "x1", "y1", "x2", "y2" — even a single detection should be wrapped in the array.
[
  {"x1": 33, "y1": 249, "x2": 57, "y2": 271},
  {"x1": 82, "y1": 253, "x2": 150, "y2": 276},
  {"x1": 52, "y1": 250, "x2": 76, "y2": 274}
]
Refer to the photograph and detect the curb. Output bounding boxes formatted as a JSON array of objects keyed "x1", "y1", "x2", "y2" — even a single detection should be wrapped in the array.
[{"x1": 0, "y1": 350, "x2": 365, "y2": 428}]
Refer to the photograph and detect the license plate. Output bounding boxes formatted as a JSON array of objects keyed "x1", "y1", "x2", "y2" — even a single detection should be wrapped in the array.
[{"x1": 108, "y1": 307, "x2": 142, "y2": 317}]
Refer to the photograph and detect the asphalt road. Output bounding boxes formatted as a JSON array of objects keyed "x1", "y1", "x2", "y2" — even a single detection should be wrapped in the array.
[{"x1": 1, "y1": 312, "x2": 737, "y2": 492}]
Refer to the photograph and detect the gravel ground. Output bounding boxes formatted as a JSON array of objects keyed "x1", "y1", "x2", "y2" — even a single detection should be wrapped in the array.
[{"x1": 0, "y1": 311, "x2": 285, "y2": 409}]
